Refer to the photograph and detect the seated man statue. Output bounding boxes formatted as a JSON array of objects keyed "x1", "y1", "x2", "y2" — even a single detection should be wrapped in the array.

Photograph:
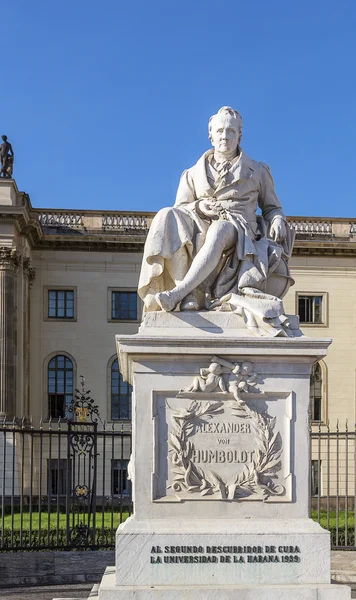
[{"x1": 138, "y1": 106, "x2": 295, "y2": 336}]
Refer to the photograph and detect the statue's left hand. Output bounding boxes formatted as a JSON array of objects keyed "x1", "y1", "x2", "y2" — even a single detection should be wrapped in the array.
[
  {"x1": 270, "y1": 217, "x2": 287, "y2": 244},
  {"x1": 197, "y1": 199, "x2": 221, "y2": 219}
]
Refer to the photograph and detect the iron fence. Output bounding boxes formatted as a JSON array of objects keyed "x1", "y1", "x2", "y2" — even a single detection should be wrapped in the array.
[
  {"x1": 311, "y1": 421, "x2": 356, "y2": 550},
  {"x1": 1, "y1": 415, "x2": 355, "y2": 552},
  {"x1": 0, "y1": 417, "x2": 132, "y2": 551}
]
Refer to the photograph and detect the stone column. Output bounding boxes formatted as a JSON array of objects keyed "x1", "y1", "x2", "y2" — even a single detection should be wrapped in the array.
[
  {"x1": 22, "y1": 258, "x2": 35, "y2": 417},
  {"x1": 0, "y1": 247, "x2": 21, "y2": 419}
]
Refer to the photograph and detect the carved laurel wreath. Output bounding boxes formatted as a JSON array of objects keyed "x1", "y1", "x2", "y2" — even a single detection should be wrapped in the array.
[{"x1": 168, "y1": 397, "x2": 285, "y2": 501}]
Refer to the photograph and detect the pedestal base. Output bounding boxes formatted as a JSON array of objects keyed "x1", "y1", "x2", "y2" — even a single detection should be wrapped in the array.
[
  {"x1": 115, "y1": 518, "x2": 331, "y2": 587},
  {"x1": 98, "y1": 568, "x2": 350, "y2": 600}
]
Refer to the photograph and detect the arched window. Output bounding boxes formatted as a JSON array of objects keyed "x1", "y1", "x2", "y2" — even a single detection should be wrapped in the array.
[
  {"x1": 48, "y1": 355, "x2": 74, "y2": 418},
  {"x1": 111, "y1": 359, "x2": 132, "y2": 420},
  {"x1": 310, "y1": 362, "x2": 322, "y2": 422}
]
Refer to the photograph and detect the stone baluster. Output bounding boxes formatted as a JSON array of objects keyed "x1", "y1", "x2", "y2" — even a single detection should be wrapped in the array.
[{"x1": 0, "y1": 247, "x2": 22, "y2": 419}]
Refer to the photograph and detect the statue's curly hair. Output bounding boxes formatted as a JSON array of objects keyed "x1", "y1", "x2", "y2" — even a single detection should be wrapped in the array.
[{"x1": 208, "y1": 106, "x2": 243, "y2": 144}]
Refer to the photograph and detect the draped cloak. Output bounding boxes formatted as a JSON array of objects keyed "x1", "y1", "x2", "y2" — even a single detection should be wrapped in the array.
[{"x1": 138, "y1": 149, "x2": 295, "y2": 336}]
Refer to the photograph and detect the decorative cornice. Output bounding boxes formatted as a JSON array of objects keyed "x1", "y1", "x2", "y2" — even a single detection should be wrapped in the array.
[
  {"x1": 22, "y1": 257, "x2": 36, "y2": 286},
  {"x1": 5, "y1": 204, "x2": 356, "y2": 255},
  {"x1": 0, "y1": 247, "x2": 22, "y2": 270},
  {"x1": 292, "y1": 242, "x2": 356, "y2": 257}
]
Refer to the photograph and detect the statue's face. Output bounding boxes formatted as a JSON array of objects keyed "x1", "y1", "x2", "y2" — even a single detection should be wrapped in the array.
[{"x1": 210, "y1": 114, "x2": 240, "y2": 154}]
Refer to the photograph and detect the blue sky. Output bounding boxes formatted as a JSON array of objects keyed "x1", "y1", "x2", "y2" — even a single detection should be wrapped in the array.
[{"x1": 2, "y1": 1, "x2": 356, "y2": 217}]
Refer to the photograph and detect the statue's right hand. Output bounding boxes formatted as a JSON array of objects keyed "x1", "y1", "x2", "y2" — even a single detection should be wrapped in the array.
[{"x1": 197, "y1": 199, "x2": 220, "y2": 219}]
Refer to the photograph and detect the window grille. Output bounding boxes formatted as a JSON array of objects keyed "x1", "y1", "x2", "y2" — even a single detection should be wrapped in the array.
[
  {"x1": 111, "y1": 291, "x2": 137, "y2": 320},
  {"x1": 111, "y1": 459, "x2": 130, "y2": 496},
  {"x1": 48, "y1": 459, "x2": 70, "y2": 495},
  {"x1": 48, "y1": 290, "x2": 75, "y2": 319},
  {"x1": 298, "y1": 295, "x2": 323, "y2": 324}
]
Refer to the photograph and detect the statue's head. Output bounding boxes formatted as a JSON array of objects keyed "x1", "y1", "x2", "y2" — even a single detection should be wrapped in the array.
[
  {"x1": 208, "y1": 107, "x2": 243, "y2": 154},
  {"x1": 1, "y1": 135, "x2": 8, "y2": 142},
  {"x1": 209, "y1": 362, "x2": 222, "y2": 375}
]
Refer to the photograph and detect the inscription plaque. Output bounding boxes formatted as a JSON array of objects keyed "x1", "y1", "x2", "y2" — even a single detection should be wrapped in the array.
[{"x1": 153, "y1": 388, "x2": 292, "y2": 502}]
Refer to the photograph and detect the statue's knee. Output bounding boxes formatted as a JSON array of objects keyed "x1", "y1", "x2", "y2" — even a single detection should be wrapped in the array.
[
  {"x1": 209, "y1": 220, "x2": 232, "y2": 233},
  {"x1": 157, "y1": 206, "x2": 174, "y2": 219},
  {"x1": 208, "y1": 220, "x2": 236, "y2": 244},
  {"x1": 151, "y1": 206, "x2": 177, "y2": 229}
]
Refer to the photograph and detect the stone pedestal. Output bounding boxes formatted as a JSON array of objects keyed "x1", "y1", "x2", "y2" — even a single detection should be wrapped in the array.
[
  {"x1": 0, "y1": 179, "x2": 18, "y2": 206},
  {"x1": 97, "y1": 312, "x2": 350, "y2": 600}
]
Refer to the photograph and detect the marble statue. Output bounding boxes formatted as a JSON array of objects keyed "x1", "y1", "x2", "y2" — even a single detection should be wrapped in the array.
[
  {"x1": 0, "y1": 135, "x2": 14, "y2": 178},
  {"x1": 138, "y1": 107, "x2": 295, "y2": 336}
]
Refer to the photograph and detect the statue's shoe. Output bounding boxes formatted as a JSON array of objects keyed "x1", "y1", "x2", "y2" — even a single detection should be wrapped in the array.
[
  {"x1": 180, "y1": 293, "x2": 200, "y2": 311},
  {"x1": 155, "y1": 291, "x2": 177, "y2": 312}
]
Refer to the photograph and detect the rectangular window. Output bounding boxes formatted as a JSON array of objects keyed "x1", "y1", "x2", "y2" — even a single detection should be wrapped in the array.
[
  {"x1": 311, "y1": 460, "x2": 321, "y2": 497},
  {"x1": 111, "y1": 291, "x2": 138, "y2": 321},
  {"x1": 48, "y1": 290, "x2": 75, "y2": 319},
  {"x1": 111, "y1": 459, "x2": 130, "y2": 496},
  {"x1": 48, "y1": 459, "x2": 70, "y2": 496},
  {"x1": 298, "y1": 295, "x2": 323, "y2": 324}
]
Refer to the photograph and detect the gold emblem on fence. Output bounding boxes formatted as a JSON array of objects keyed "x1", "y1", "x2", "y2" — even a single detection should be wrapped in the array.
[{"x1": 76, "y1": 407, "x2": 89, "y2": 422}]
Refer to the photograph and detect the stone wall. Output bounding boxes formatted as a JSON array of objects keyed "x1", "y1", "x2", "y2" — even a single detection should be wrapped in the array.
[
  {"x1": 29, "y1": 248, "x2": 142, "y2": 423},
  {"x1": 285, "y1": 255, "x2": 356, "y2": 424},
  {"x1": 0, "y1": 550, "x2": 114, "y2": 587}
]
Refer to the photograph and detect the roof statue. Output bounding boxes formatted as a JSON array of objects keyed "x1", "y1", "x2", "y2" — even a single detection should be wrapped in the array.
[
  {"x1": 138, "y1": 106, "x2": 296, "y2": 337},
  {"x1": 0, "y1": 135, "x2": 14, "y2": 179}
]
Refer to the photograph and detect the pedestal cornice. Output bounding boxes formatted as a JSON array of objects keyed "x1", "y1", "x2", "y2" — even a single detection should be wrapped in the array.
[{"x1": 116, "y1": 312, "x2": 331, "y2": 383}]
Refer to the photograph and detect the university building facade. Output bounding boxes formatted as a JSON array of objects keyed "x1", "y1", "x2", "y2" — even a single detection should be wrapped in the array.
[{"x1": 1, "y1": 178, "x2": 356, "y2": 501}]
